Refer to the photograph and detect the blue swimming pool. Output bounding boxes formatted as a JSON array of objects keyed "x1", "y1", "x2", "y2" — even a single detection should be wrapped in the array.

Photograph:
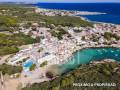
[{"x1": 23, "y1": 60, "x2": 33, "y2": 68}]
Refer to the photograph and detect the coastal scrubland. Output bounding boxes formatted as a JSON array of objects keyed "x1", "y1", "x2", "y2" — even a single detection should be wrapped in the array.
[
  {"x1": 22, "y1": 61, "x2": 120, "y2": 90},
  {"x1": 0, "y1": 63, "x2": 22, "y2": 75},
  {"x1": 0, "y1": 5, "x2": 93, "y2": 27},
  {"x1": 0, "y1": 33, "x2": 37, "y2": 55},
  {"x1": 50, "y1": 27, "x2": 68, "y2": 40}
]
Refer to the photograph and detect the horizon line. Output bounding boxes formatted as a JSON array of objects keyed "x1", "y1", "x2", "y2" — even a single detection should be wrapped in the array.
[
  {"x1": 0, "y1": 1, "x2": 120, "y2": 3},
  {"x1": 36, "y1": 2, "x2": 120, "y2": 3}
]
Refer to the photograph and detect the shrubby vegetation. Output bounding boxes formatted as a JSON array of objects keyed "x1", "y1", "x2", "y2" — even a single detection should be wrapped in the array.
[
  {"x1": 0, "y1": 33, "x2": 37, "y2": 55},
  {"x1": 16, "y1": 13, "x2": 93, "y2": 27},
  {"x1": 0, "y1": 5, "x2": 35, "y2": 31},
  {"x1": 104, "y1": 32, "x2": 120, "y2": 40},
  {"x1": 0, "y1": 4, "x2": 35, "y2": 17},
  {"x1": 50, "y1": 27, "x2": 68, "y2": 40},
  {"x1": 0, "y1": 5, "x2": 93, "y2": 27},
  {"x1": 0, "y1": 46, "x2": 19, "y2": 55},
  {"x1": 30, "y1": 64, "x2": 36, "y2": 71},
  {"x1": 43, "y1": 16, "x2": 93, "y2": 27},
  {"x1": 0, "y1": 15, "x2": 18, "y2": 27},
  {"x1": 0, "y1": 5, "x2": 38, "y2": 55},
  {"x1": 0, "y1": 15, "x2": 18, "y2": 32},
  {"x1": 40, "y1": 61, "x2": 48, "y2": 67},
  {"x1": 0, "y1": 33, "x2": 36, "y2": 46},
  {"x1": 0, "y1": 63, "x2": 23, "y2": 75},
  {"x1": 22, "y1": 61, "x2": 120, "y2": 90}
]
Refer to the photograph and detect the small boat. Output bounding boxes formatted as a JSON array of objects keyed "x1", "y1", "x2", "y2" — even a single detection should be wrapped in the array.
[
  {"x1": 111, "y1": 50, "x2": 114, "y2": 53},
  {"x1": 115, "y1": 54, "x2": 118, "y2": 56}
]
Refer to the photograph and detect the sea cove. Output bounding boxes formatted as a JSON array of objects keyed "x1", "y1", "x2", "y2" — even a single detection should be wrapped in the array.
[
  {"x1": 59, "y1": 47, "x2": 120, "y2": 74},
  {"x1": 0, "y1": 3, "x2": 120, "y2": 90}
]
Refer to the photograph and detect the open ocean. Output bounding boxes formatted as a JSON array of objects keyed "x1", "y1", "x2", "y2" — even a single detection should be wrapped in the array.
[{"x1": 36, "y1": 3, "x2": 120, "y2": 25}]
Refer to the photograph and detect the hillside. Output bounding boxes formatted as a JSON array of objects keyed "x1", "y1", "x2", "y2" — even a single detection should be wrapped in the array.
[{"x1": 22, "y1": 60, "x2": 120, "y2": 90}]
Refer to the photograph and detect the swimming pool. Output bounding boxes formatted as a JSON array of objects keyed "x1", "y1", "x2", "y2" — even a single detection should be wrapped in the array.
[{"x1": 23, "y1": 59, "x2": 34, "y2": 68}]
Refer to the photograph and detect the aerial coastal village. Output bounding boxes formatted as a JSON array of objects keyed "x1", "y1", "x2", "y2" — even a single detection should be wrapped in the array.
[{"x1": 0, "y1": 4, "x2": 120, "y2": 90}]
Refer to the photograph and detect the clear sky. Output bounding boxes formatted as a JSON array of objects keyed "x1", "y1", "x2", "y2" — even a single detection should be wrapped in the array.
[{"x1": 0, "y1": 0, "x2": 120, "y2": 3}]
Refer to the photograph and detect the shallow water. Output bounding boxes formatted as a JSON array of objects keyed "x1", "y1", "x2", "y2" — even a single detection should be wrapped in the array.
[{"x1": 59, "y1": 47, "x2": 120, "y2": 73}]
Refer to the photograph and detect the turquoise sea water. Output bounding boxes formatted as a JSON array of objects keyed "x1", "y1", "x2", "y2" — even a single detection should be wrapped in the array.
[{"x1": 59, "y1": 47, "x2": 120, "y2": 74}]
